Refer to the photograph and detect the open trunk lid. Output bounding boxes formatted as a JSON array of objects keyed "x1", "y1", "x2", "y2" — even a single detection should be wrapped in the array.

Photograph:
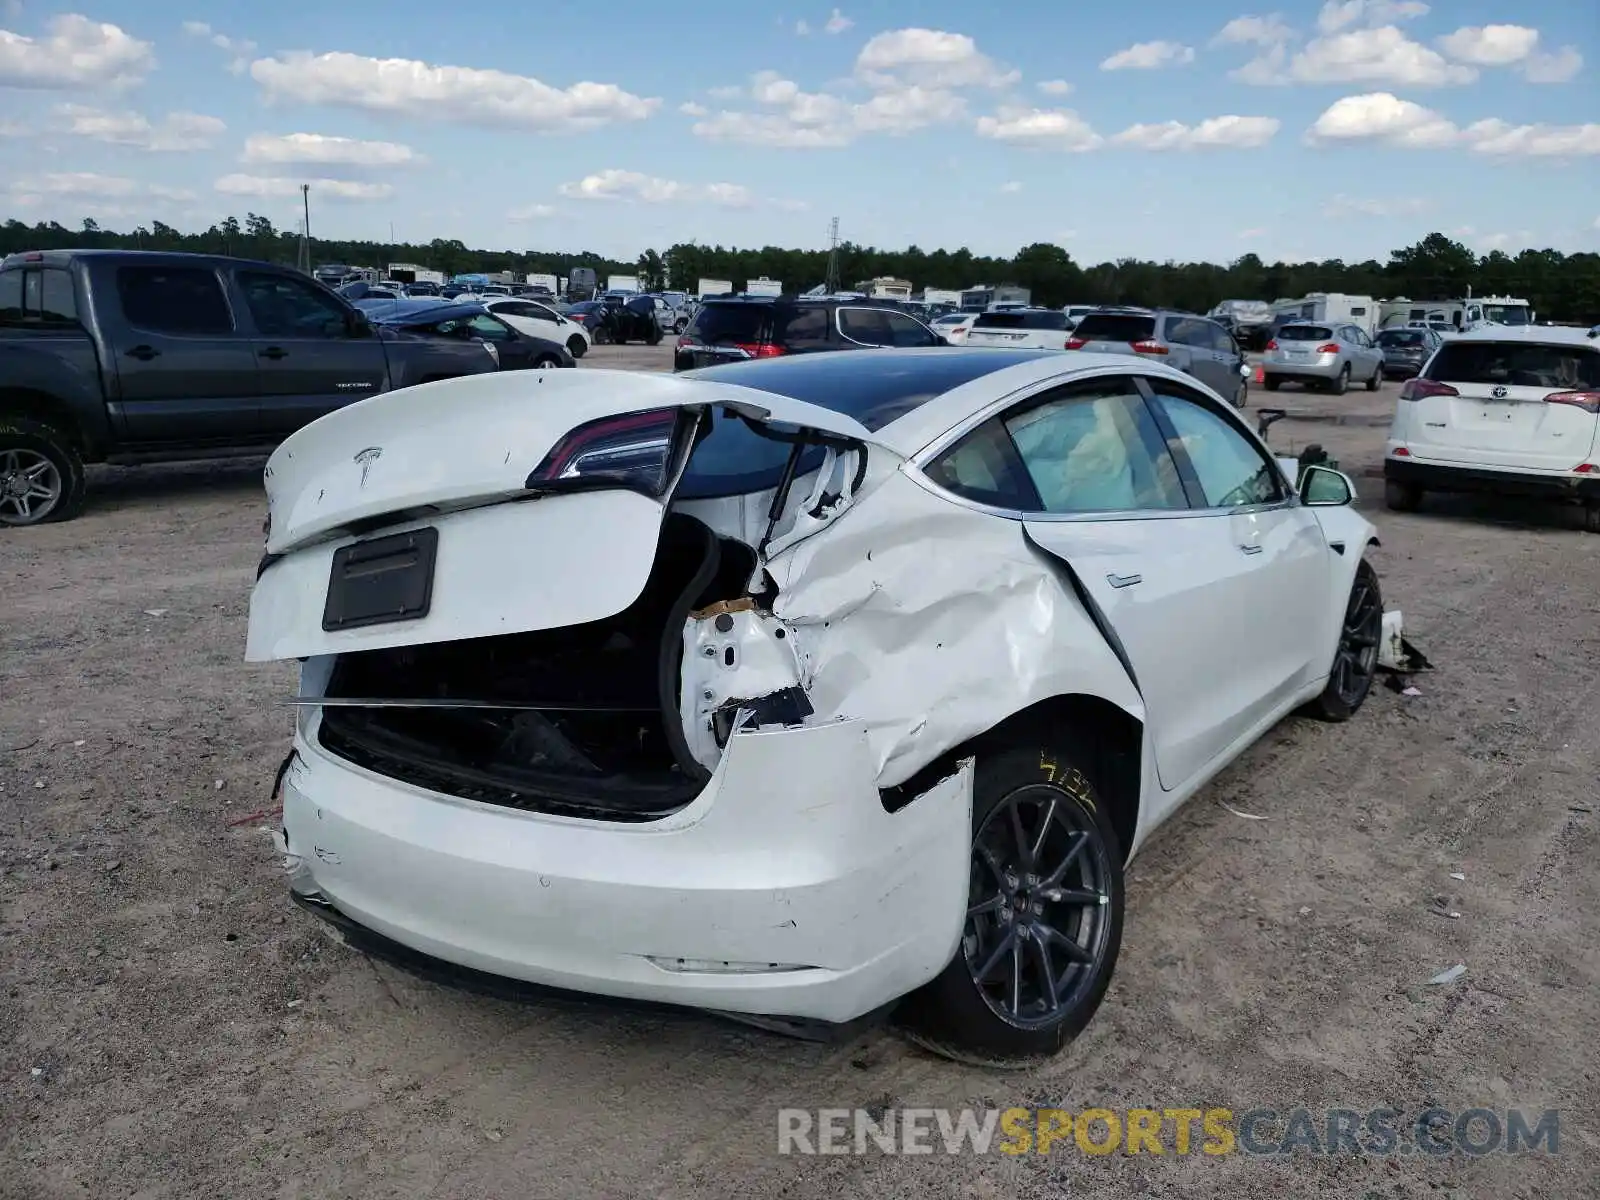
[{"x1": 248, "y1": 368, "x2": 883, "y2": 663}]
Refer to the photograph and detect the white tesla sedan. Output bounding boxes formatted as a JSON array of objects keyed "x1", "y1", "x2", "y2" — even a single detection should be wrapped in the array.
[
  {"x1": 247, "y1": 349, "x2": 1395, "y2": 1060},
  {"x1": 479, "y1": 296, "x2": 592, "y2": 360}
]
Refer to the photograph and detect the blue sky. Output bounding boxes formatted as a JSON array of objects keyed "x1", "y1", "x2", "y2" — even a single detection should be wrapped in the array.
[{"x1": 1, "y1": 0, "x2": 1595, "y2": 265}]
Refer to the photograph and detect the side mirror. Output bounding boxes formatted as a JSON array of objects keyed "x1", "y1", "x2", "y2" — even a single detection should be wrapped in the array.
[{"x1": 1299, "y1": 464, "x2": 1355, "y2": 507}]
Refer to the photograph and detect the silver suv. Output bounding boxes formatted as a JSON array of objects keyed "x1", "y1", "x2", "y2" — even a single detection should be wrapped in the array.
[
  {"x1": 1263, "y1": 322, "x2": 1385, "y2": 395},
  {"x1": 1067, "y1": 308, "x2": 1251, "y2": 407}
]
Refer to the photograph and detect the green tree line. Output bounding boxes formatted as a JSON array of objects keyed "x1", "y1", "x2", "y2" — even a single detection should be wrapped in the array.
[{"x1": 3, "y1": 217, "x2": 1596, "y2": 322}]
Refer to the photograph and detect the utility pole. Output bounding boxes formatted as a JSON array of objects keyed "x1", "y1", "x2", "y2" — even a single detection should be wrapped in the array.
[
  {"x1": 297, "y1": 183, "x2": 311, "y2": 274},
  {"x1": 824, "y1": 216, "x2": 840, "y2": 294}
]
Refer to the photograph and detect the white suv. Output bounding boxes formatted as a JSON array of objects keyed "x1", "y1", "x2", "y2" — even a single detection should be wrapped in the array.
[
  {"x1": 1384, "y1": 327, "x2": 1600, "y2": 532},
  {"x1": 963, "y1": 307, "x2": 1071, "y2": 350}
]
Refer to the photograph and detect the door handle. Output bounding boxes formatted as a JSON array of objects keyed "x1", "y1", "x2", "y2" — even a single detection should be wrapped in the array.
[
  {"x1": 1106, "y1": 572, "x2": 1143, "y2": 589},
  {"x1": 259, "y1": 346, "x2": 289, "y2": 360},
  {"x1": 1239, "y1": 544, "x2": 1264, "y2": 555},
  {"x1": 125, "y1": 345, "x2": 159, "y2": 361}
]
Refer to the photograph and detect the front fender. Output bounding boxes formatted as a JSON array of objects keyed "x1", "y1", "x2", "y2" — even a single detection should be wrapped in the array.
[{"x1": 1308, "y1": 503, "x2": 1381, "y2": 671}]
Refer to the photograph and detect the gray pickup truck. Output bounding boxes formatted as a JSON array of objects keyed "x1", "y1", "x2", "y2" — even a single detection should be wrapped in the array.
[{"x1": 0, "y1": 250, "x2": 498, "y2": 525}]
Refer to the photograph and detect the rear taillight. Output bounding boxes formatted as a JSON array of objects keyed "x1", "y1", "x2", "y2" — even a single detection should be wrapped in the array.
[
  {"x1": 1131, "y1": 340, "x2": 1167, "y2": 355},
  {"x1": 1399, "y1": 378, "x2": 1459, "y2": 401},
  {"x1": 1316, "y1": 343, "x2": 1340, "y2": 354},
  {"x1": 732, "y1": 342, "x2": 785, "y2": 359},
  {"x1": 1544, "y1": 390, "x2": 1600, "y2": 414},
  {"x1": 1065, "y1": 337, "x2": 1086, "y2": 350},
  {"x1": 1265, "y1": 339, "x2": 1278, "y2": 351},
  {"x1": 525, "y1": 407, "x2": 697, "y2": 498},
  {"x1": 1574, "y1": 462, "x2": 1597, "y2": 473}
]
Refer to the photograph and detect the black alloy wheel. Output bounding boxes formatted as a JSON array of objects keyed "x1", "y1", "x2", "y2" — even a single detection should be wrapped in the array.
[{"x1": 1305, "y1": 558, "x2": 1384, "y2": 722}]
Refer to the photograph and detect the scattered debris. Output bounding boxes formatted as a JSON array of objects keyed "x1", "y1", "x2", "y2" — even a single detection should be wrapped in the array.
[
  {"x1": 1298, "y1": 906, "x2": 1312, "y2": 915},
  {"x1": 105, "y1": 860, "x2": 121, "y2": 873},
  {"x1": 1449, "y1": 872, "x2": 1466, "y2": 881},
  {"x1": 1402, "y1": 686, "x2": 1422, "y2": 697},
  {"x1": 226, "y1": 804, "x2": 282, "y2": 828},
  {"x1": 142, "y1": 609, "x2": 168, "y2": 618},
  {"x1": 1429, "y1": 964, "x2": 1467, "y2": 986},
  {"x1": 213, "y1": 779, "x2": 225, "y2": 791},
  {"x1": 30, "y1": 1067, "x2": 42, "y2": 1078},
  {"x1": 33, "y1": 780, "x2": 44, "y2": 789},
  {"x1": 72, "y1": 739, "x2": 85, "y2": 747},
  {"x1": 1570, "y1": 805, "x2": 1593, "y2": 815},
  {"x1": 3, "y1": 737, "x2": 40, "y2": 753},
  {"x1": 286, "y1": 999, "x2": 303, "y2": 1010},
  {"x1": 87, "y1": 947, "x2": 103, "y2": 959},
  {"x1": 1218, "y1": 800, "x2": 1268, "y2": 821},
  {"x1": 1428, "y1": 908, "x2": 1461, "y2": 920}
]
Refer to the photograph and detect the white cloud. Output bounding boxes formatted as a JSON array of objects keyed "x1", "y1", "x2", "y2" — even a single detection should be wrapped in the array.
[
  {"x1": 1100, "y1": 40, "x2": 1196, "y2": 71},
  {"x1": 1436, "y1": 25, "x2": 1539, "y2": 65},
  {"x1": 707, "y1": 84, "x2": 743, "y2": 99},
  {"x1": 1522, "y1": 46, "x2": 1582, "y2": 84},
  {"x1": 856, "y1": 28, "x2": 1017, "y2": 89},
  {"x1": 691, "y1": 69, "x2": 967, "y2": 147},
  {"x1": 678, "y1": 100, "x2": 708, "y2": 116},
  {"x1": 180, "y1": 19, "x2": 255, "y2": 73},
  {"x1": 1238, "y1": 25, "x2": 1476, "y2": 86},
  {"x1": 824, "y1": 8, "x2": 853, "y2": 34},
  {"x1": 1316, "y1": 0, "x2": 1428, "y2": 35},
  {"x1": 7, "y1": 172, "x2": 192, "y2": 201},
  {"x1": 1321, "y1": 193, "x2": 1429, "y2": 217},
  {"x1": 54, "y1": 105, "x2": 225, "y2": 151},
  {"x1": 242, "y1": 132, "x2": 418, "y2": 167},
  {"x1": 0, "y1": 14, "x2": 153, "y2": 89},
  {"x1": 1213, "y1": 15, "x2": 1295, "y2": 46},
  {"x1": 556, "y1": 169, "x2": 755, "y2": 207},
  {"x1": 1037, "y1": 78, "x2": 1073, "y2": 95},
  {"x1": 1110, "y1": 115, "x2": 1282, "y2": 150},
  {"x1": 249, "y1": 51, "x2": 660, "y2": 131},
  {"x1": 1307, "y1": 93, "x2": 1600, "y2": 156},
  {"x1": 507, "y1": 203, "x2": 557, "y2": 221},
  {"x1": 215, "y1": 174, "x2": 394, "y2": 201},
  {"x1": 975, "y1": 106, "x2": 1102, "y2": 151},
  {"x1": 999, "y1": 180, "x2": 1023, "y2": 193},
  {"x1": 794, "y1": 19, "x2": 810, "y2": 35}
]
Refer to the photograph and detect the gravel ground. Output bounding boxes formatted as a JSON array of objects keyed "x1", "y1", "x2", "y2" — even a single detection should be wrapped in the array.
[{"x1": 3, "y1": 348, "x2": 1596, "y2": 1199}]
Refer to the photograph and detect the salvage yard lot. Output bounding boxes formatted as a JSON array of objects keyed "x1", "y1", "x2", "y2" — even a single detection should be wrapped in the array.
[{"x1": 3, "y1": 346, "x2": 1597, "y2": 1199}]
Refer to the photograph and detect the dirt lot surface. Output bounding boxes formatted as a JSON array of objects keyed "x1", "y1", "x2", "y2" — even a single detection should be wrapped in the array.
[{"x1": 3, "y1": 348, "x2": 1597, "y2": 1199}]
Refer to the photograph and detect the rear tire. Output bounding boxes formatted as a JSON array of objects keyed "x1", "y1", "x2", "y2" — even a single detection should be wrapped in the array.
[
  {"x1": 1385, "y1": 479, "x2": 1423, "y2": 512},
  {"x1": 900, "y1": 738, "x2": 1125, "y2": 1064},
  {"x1": 1329, "y1": 365, "x2": 1350, "y2": 396},
  {"x1": 646, "y1": 329, "x2": 663, "y2": 346},
  {"x1": 1233, "y1": 380, "x2": 1249, "y2": 409},
  {"x1": 1263, "y1": 375, "x2": 1282, "y2": 392},
  {"x1": 1303, "y1": 558, "x2": 1382, "y2": 723},
  {"x1": 567, "y1": 335, "x2": 587, "y2": 359},
  {"x1": 1366, "y1": 364, "x2": 1382, "y2": 392},
  {"x1": 1584, "y1": 504, "x2": 1600, "y2": 535},
  {"x1": 0, "y1": 416, "x2": 87, "y2": 527},
  {"x1": 533, "y1": 355, "x2": 562, "y2": 369}
]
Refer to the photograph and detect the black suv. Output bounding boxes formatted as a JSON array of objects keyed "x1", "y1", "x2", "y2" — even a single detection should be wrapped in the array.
[{"x1": 674, "y1": 296, "x2": 942, "y2": 371}]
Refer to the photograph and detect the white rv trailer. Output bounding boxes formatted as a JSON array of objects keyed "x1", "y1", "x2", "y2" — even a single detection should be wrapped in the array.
[{"x1": 1270, "y1": 293, "x2": 1378, "y2": 336}]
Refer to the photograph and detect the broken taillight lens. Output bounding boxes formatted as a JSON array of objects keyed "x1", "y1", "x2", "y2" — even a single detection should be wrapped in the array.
[{"x1": 525, "y1": 407, "x2": 699, "y2": 497}]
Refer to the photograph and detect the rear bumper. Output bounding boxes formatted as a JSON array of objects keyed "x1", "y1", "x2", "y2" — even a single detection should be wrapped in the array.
[
  {"x1": 1262, "y1": 357, "x2": 1342, "y2": 381},
  {"x1": 1384, "y1": 456, "x2": 1600, "y2": 501},
  {"x1": 1381, "y1": 358, "x2": 1424, "y2": 377},
  {"x1": 279, "y1": 714, "x2": 972, "y2": 1023}
]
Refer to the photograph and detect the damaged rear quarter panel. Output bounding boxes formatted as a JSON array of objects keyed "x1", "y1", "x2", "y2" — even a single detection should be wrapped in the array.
[{"x1": 761, "y1": 469, "x2": 1147, "y2": 789}]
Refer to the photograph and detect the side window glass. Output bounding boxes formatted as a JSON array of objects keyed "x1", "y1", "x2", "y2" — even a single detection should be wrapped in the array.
[
  {"x1": 1165, "y1": 318, "x2": 1195, "y2": 347},
  {"x1": 239, "y1": 272, "x2": 347, "y2": 338},
  {"x1": 884, "y1": 310, "x2": 937, "y2": 347},
  {"x1": 0, "y1": 269, "x2": 22, "y2": 320},
  {"x1": 1149, "y1": 381, "x2": 1284, "y2": 508},
  {"x1": 839, "y1": 307, "x2": 890, "y2": 346},
  {"x1": 116, "y1": 266, "x2": 234, "y2": 336},
  {"x1": 780, "y1": 306, "x2": 829, "y2": 345},
  {"x1": 923, "y1": 418, "x2": 1038, "y2": 510},
  {"x1": 39, "y1": 270, "x2": 78, "y2": 324},
  {"x1": 1003, "y1": 381, "x2": 1187, "y2": 514},
  {"x1": 469, "y1": 314, "x2": 513, "y2": 341}
]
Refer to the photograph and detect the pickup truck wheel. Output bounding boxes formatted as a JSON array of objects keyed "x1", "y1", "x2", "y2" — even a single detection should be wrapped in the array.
[
  {"x1": 900, "y1": 739, "x2": 1124, "y2": 1064},
  {"x1": 0, "y1": 418, "x2": 86, "y2": 527},
  {"x1": 566, "y1": 335, "x2": 587, "y2": 358}
]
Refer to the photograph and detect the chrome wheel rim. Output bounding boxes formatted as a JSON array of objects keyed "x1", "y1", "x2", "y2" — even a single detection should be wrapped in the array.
[
  {"x1": 964, "y1": 784, "x2": 1113, "y2": 1029},
  {"x1": 0, "y1": 448, "x2": 63, "y2": 525}
]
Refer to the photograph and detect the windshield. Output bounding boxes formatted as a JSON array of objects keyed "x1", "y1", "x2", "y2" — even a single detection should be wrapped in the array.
[
  {"x1": 1278, "y1": 325, "x2": 1334, "y2": 342},
  {"x1": 1481, "y1": 305, "x2": 1530, "y2": 326},
  {"x1": 686, "y1": 303, "x2": 773, "y2": 345},
  {"x1": 1425, "y1": 342, "x2": 1600, "y2": 389},
  {"x1": 973, "y1": 310, "x2": 1068, "y2": 330},
  {"x1": 1071, "y1": 313, "x2": 1156, "y2": 341},
  {"x1": 1377, "y1": 330, "x2": 1425, "y2": 346}
]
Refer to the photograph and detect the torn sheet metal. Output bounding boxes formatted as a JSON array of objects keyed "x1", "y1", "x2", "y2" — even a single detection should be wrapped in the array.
[
  {"x1": 752, "y1": 470, "x2": 1146, "y2": 790},
  {"x1": 680, "y1": 597, "x2": 812, "y2": 774},
  {"x1": 1377, "y1": 610, "x2": 1431, "y2": 674}
]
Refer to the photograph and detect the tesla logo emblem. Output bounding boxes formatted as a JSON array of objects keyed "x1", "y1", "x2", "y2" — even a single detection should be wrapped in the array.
[
  {"x1": 354, "y1": 447, "x2": 381, "y2": 487},
  {"x1": 1492, "y1": 386, "x2": 1508, "y2": 398}
]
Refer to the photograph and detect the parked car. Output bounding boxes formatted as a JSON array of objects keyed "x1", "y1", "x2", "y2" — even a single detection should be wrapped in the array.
[
  {"x1": 674, "y1": 296, "x2": 941, "y2": 369},
  {"x1": 404, "y1": 281, "x2": 442, "y2": 297},
  {"x1": 1061, "y1": 304, "x2": 1099, "y2": 329},
  {"x1": 1261, "y1": 322, "x2": 1384, "y2": 395},
  {"x1": 1376, "y1": 327, "x2": 1442, "y2": 379},
  {"x1": 367, "y1": 301, "x2": 574, "y2": 371},
  {"x1": 964, "y1": 307, "x2": 1071, "y2": 351},
  {"x1": 649, "y1": 294, "x2": 693, "y2": 335},
  {"x1": 1208, "y1": 300, "x2": 1275, "y2": 351},
  {"x1": 1384, "y1": 326, "x2": 1600, "y2": 532},
  {"x1": 930, "y1": 311, "x2": 977, "y2": 345},
  {"x1": 565, "y1": 295, "x2": 662, "y2": 346},
  {"x1": 0, "y1": 250, "x2": 497, "y2": 525},
  {"x1": 480, "y1": 296, "x2": 592, "y2": 359},
  {"x1": 1067, "y1": 308, "x2": 1251, "y2": 408},
  {"x1": 247, "y1": 347, "x2": 1396, "y2": 1060}
]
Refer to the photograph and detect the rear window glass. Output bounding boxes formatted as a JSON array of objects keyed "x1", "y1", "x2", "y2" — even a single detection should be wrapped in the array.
[
  {"x1": 688, "y1": 303, "x2": 772, "y2": 345},
  {"x1": 1071, "y1": 313, "x2": 1155, "y2": 341},
  {"x1": 1425, "y1": 342, "x2": 1600, "y2": 390},
  {"x1": 1278, "y1": 325, "x2": 1333, "y2": 342},
  {"x1": 1377, "y1": 331, "x2": 1425, "y2": 346},
  {"x1": 974, "y1": 311, "x2": 1067, "y2": 331}
]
